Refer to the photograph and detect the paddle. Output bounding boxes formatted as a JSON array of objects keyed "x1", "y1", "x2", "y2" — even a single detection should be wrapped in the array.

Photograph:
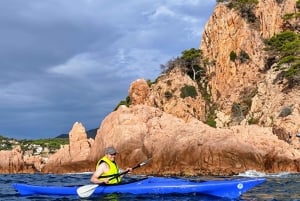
[{"x1": 77, "y1": 158, "x2": 152, "y2": 198}]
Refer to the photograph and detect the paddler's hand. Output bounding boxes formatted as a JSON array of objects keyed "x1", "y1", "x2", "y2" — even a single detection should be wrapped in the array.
[
  {"x1": 103, "y1": 178, "x2": 110, "y2": 184},
  {"x1": 126, "y1": 168, "x2": 133, "y2": 173},
  {"x1": 97, "y1": 178, "x2": 109, "y2": 184}
]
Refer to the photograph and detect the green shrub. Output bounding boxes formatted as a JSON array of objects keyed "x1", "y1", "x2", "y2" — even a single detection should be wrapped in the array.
[
  {"x1": 278, "y1": 55, "x2": 298, "y2": 65},
  {"x1": 285, "y1": 62, "x2": 300, "y2": 81},
  {"x1": 230, "y1": 50, "x2": 250, "y2": 63},
  {"x1": 206, "y1": 118, "x2": 217, "y2": 128},
  {"x1": 264, "y1": 31, "x2": 300, "y2": 87},
  {"x1": 205, "y1": 105, "x2": 217, "y2": 128},
  {"x1": 221, "y1": 0, "x2": 258, "y2": 23},
  {"x1": 248, "y1": 117, "x2": 259, "y2": 124},
  {"x1": 230, "y1": 51, "x2": 237, "y2": 61},
  {"x1": 180, "y1": 85, "x2": 197, "y2": 99},
  {"x1": 265, "y1": 31, "x2": 298, "y2": 52},
  {"x1": 146, "y1": 79, "x2": 154, "y2": 87},
  {"x1": 283, "y1": 13, "x2": 295, "y2": 20},
  {"x1": 115, "y1": 96, "x2": 131, "y2": 110}
]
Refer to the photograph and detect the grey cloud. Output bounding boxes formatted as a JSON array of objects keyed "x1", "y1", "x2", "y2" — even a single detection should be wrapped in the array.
[{"x1": 0, "y1": 0, "x2": 215, "y2": 139}]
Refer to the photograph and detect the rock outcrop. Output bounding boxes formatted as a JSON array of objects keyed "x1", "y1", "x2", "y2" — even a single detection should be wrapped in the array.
[
  {"x1": 129, "y1": 79, "x2": 151, "y2": 105},
  {"x1": 0, "y1": 146, "x2": 43, "y2": 173},
  {"x1": 130, "y1": 69, "x2": 207, "y2": 122},
  {"x1": 41, "y1": 122, "x2": 94, "y2": 173},
  {"x1": 90, "y1": 105, "x2": 300, "y2": 175}
]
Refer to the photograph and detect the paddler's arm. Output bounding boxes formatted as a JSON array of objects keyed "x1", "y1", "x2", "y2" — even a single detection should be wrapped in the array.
[{"x1": 90, "y1": 162, "x2": 110, "y2": 184}]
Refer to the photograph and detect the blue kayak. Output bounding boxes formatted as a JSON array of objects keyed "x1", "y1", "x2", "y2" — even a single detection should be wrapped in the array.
[{"x1": 13, "y1": 176, "x2": 265, "y2": 199}]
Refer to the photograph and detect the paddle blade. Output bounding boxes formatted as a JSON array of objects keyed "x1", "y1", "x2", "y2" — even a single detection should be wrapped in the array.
[
  {"x1": 77, "y1": 184, "x2": 99, "y2": 198},
  {"x1": 139, "y1": 158, "x2": 152, "y2": 167}
]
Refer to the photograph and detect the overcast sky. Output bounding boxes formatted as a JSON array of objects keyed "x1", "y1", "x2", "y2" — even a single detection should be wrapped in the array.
[{"x1": 0, "y1": 0, "x2": 216, "y2": 140}]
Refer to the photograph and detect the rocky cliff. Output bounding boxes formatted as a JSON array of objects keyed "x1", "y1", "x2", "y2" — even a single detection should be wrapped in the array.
[
  {"x1": 199, "y1": 0, "x2": 300, "y2": 147},
  {"x1": 200, "y1": 0, "x2": 297, "y2": 123}
]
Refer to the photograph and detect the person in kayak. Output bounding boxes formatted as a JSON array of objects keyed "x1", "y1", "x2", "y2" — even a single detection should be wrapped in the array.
[{"x1": 90, "y1": 146, "x2": 132, "y2": 184}]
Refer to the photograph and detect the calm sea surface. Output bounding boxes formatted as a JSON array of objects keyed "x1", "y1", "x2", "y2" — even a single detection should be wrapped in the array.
[{"x1": 1, "y1": 171, "x2": 300, "y2": 201}]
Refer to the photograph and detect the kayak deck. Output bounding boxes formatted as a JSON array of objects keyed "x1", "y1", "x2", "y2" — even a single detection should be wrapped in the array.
[{"x1": 13, "y1": 176, "x2": 266, "y2": 199}]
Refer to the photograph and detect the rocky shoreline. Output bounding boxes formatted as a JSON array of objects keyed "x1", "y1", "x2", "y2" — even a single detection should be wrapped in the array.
[{"x1": 1, "y1": 105, "x2": 300, "y2": 175}]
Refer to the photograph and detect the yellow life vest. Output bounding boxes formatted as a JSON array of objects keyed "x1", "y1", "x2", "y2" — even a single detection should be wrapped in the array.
[{"x1": 96, "y1": 156, "x2": 121, "y2": 184}]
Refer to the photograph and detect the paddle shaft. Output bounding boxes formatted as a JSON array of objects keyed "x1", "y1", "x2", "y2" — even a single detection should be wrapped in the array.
[{"x1": 109, "y1": 158, "x2": 152, "y2": 180}]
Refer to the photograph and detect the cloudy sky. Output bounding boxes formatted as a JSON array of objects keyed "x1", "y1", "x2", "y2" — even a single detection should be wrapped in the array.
[{"x1": 0, "y1": 0, "x2": 216, "y2": 140}]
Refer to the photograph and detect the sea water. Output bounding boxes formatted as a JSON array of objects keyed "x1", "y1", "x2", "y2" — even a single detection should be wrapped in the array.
[{"x1": 1, "y1": 171, "x2": 300, "y2": 201}]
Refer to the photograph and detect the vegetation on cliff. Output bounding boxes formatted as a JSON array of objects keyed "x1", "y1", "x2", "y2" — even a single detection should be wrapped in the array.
[
  {"x1": 0, "y1": 135, "x2": 68, "y2": 154},
  {"x1": 229, "y1": 50, "x2": 250, "y2": 63},
  {"x1": 265, "y1": 31, "x2": 300, "y2": 87},
  {"x1": 115, "y1": 96, "x2": 131, "y2": 110},
  {"x1": 116, "y1": 47, "x2": 217, "y2": 126},
  {"x1": 160, "y1": 48, "x2": 217, "y2": 127},
  {"x1": 160, "y1": 48, "x2": 211, "y2": 101},
  {"x1": 20, "y1": 138, "x2": 69, "y2": 153},
  {"x1": 264, "y1": 1, "x2": 300, "y2": 89},
  {"x1": 216, "y1": 0, "x2": 258, "y2": 23}
]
